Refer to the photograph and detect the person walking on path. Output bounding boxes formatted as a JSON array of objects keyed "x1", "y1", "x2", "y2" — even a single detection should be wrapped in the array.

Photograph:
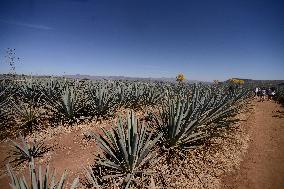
[
  {"x1": 260, "y1": 88, "x2": 266, "y2": 102},
  {"x1": 267, "y1": 88, "x2": 274, "y2": 101},
  {"x1": 254, "y1": 87, "x2": 260, "y2": 99}
]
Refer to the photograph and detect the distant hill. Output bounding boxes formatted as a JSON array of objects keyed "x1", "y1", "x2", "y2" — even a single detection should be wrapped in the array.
[
  {"x1": 0, "y1": 73, "x2": 205, "y2": 83},
  {"x1": 1, "y1": 74, "x2": 282, "y2": 86}
]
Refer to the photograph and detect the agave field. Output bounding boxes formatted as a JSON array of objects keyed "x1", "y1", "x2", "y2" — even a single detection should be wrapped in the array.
[
  {"x1": 275, "y1": 85, "x2": 284, "y2": 105},
  {"x1": 0, "y1": 77, "x2": 252, "y2": 188}
]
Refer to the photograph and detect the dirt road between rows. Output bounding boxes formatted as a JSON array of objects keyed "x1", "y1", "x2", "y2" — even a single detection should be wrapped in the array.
[{"x1": 222, "y1": 100, "x2": 284, "y2": 189}]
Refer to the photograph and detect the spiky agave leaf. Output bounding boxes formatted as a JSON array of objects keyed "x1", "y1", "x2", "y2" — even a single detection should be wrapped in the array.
[
  {"x1": 153, "y1": 84, "x2": 208, "y2": 148},
  {"x1": 141, "y1": 84, "x2": 165, "y2": 107},
  {"x1": 152, "y1": 84, "x2": 250, "y2": 150},
  {"x1": 124, "y1": 83, "x2": 145, "y2": 109},
  {"x1": 61, "y1": 85, "x2": 76, "y2": 119},
  {"x1": 18, "y1": 79, "x2": 43, "y2": 105},
  {"x1": 6, "y1": 160, "x2": 79, "y2": 189},
  {"x1": 152, "y1": 97, "x2": 206, "y2": 150},
  {"x1": 195, "y1": 86, "x2": 250, "y2": 128},
  {"x1": 12, "y1": 100, "x2": 39, "y2": 133},
  {"x1": 84, "y1": 166, "x2": 101, "y2": 189},
  {"x1": 87, "y1": 82, "x2": 118, "y2": 119},
  {"x1": 39, "y1": 78, "x2": 62, "y2": 104},
  {"x1": 0, "y1": 80, "x2": 16, "y2": 121},
  {"x1": 8, "y1": 135, "x2": 49, "y2": 166},
  {"x1": 116, "y1": 82, "x2": 126, "y2": 107},
  {"x1": 275, "y1": 85, "x2": 284, "y2": 104},
  {"x1": 93, "y1": 111, "x2": 162, "y2": 186},
  {"x1": 0, "y1": 83, "x2": 11, "y2": 107},
  {"x1": 43, "y1": 83, "x2": 83, "y2": 121}
]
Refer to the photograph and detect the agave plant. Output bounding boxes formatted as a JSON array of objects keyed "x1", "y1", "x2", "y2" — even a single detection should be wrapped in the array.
[
  {"x1": 116, "y1": 82, "x2": 126, "y2": 107},
  {"x1": 124, "y1": 83, "x2": 145, "y2": 109},
  {"x1": 141, "y1": 84, "x2": 165, "y2": 106},
  {"x1": 87, "y1": 83, "x2": 118, "y2": 119},
  {"x1": 151, "y1": 84, "x2": 249, "y2": 150},
  {"x1": 0, "y1": 81, "x2": 12, "y2": 105},
  {"x1": 18, "y1": 79, "x2": 43, "y2": 105},
  {"x1": 39, "y1": 78, "x2": 62, "y2": 104},
  {"x1": 12, "y1": 100, "x2": 39, "y2": 133},
  {"x1": 8, "y1": 135, "x2": 49, "y2": 166},
  {"x1": 0, "y1": 80, "x2": 15, "y2": 121},
  {"x1": 7, "y1": 160, "x2": 79, "y2": 189},
  {"x1": 0, "y1": 87, "x2": 9, "y2": 120},
  {"x1": 196, "y1": 87, "x2": 249, "y2": 128},
  {"x1": 44, "y1": 84, "x2": 84, "y2": 121},
  {"x1": 59, "y1": 85, "x2": 78, "y2": 119},
  {"x1": 152, "y1": 98, "x2": 206, "y2": 150},
  {"x1": 150, "y1": 84, "x2": 209, "y2": 150},
  {"x1": 93, "y1": 111, "x2": 162, "y2": 187},
  {"x1": 275, "y1": 85, "x2": 284, "y2": 104}
]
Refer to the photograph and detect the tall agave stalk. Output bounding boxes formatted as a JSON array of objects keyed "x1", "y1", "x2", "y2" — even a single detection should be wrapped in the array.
[
  {"x1": 93, "y1": 111, "x2": 162, "y2": 187},
  {"x1": 7, "y1": 159, "x2": 79, "y2": 189}
]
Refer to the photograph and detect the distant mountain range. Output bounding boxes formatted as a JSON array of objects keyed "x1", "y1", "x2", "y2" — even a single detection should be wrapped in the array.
[{"x1": 1, "y1": 74, "x2": 283, "y2": 85}]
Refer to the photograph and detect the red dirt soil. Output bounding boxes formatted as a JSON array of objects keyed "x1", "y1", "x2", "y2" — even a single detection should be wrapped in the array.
[
  {"x1": 0, "y1": 127, "x2": 100, "y2": 189},
  {"x1": 0, "y1": 100, "x2": 283, "y2": 189},
  {"x1": 222, "y1": 100, "x2": 284, "y2": 189}
]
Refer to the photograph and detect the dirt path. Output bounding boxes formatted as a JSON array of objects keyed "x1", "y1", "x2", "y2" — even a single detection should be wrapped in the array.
[{"x1": 222, "y1": 100, "x2": 284, "y2": 189}]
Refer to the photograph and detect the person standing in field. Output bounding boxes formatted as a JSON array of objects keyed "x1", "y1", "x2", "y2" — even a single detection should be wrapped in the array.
[
  {"x1": 254, "y1": 87, "x2": 260, "y2": 98},
  {"x1": 267, "y1": 88, "x2": 273, "y2": 101},
  {"x1": 260, "y1": 88, "x2": 266, "y2": 102},
  {"x1": 270, "y1": 87, "x2": 276, "y2": 101}
]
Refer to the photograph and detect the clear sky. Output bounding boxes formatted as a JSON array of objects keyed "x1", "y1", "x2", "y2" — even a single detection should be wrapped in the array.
[{"x1": 0, "y1": 0, "x2": 283, "y2": 81}]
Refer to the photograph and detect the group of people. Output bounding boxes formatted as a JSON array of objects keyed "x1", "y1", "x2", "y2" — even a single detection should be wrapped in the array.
[{"x1": 254, "y1": 87, "x2": 276, "y2": 101}]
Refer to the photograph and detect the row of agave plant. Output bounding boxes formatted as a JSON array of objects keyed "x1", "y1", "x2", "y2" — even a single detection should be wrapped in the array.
[
  {"x1": 275, "y1": 85, "x2": 284, "y2": 105},
  {"x1": 0, "y1": 78, "x2": 173, "y2": 133},
  {"x1": 5, "y1": 81, "x2": 251, "y2": 188}
]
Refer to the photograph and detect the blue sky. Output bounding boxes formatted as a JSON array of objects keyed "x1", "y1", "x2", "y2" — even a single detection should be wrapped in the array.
[{"x1": 0, "y1": 0, "x2": 283, "y2": 81}]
